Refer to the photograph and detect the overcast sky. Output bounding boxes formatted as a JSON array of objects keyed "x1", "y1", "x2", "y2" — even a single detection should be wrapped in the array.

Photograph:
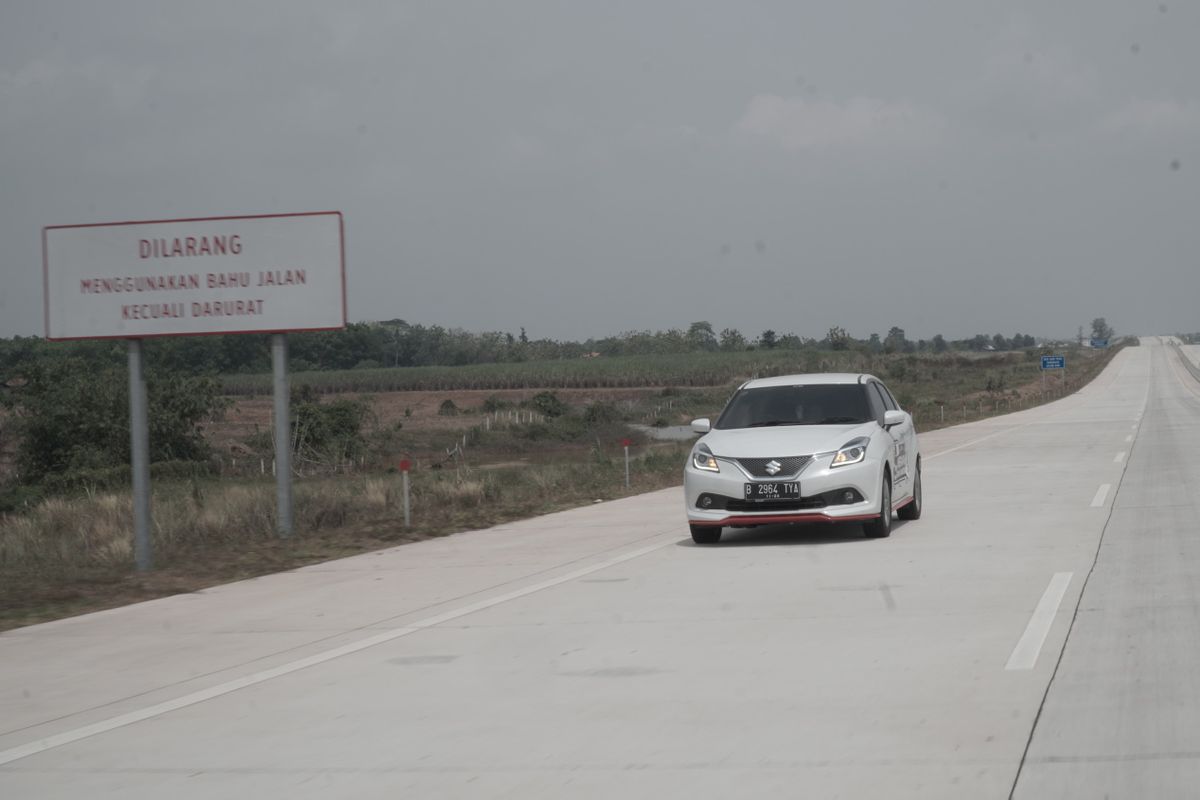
[{"x1": 3, "y1": 1, "x2": 1197, "y2": 342}]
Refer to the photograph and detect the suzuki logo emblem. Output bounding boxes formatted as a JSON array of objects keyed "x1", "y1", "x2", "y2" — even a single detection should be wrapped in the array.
[{"x1": 764, "y1": 460, "x2": 782, "y2": 476}]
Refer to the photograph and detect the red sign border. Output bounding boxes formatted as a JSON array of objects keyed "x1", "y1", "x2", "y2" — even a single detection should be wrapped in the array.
[{"x1": 42, "y1": 210, "x2": 347, "y2": 341}]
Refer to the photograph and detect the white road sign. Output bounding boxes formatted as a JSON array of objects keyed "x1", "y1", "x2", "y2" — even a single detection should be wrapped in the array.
[{"x1": 43, "y1": 212, "x2": 345, "y2": 340}]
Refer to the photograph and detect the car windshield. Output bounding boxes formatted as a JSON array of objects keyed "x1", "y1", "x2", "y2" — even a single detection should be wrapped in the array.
[{"x1": 715, "y1": 384, "x2": 871, "y2": 430}]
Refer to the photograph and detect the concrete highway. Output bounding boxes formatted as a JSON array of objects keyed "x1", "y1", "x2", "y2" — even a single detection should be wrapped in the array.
[{"x1": 0, "y1": 338, "x2": 1194, "y2": 798}]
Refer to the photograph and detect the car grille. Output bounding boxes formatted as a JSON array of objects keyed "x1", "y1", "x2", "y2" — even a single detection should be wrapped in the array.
[
  {"x1": 734, "y1": 455, "x2": 813, "y2": 478},
  {"x1": 696, "y1": 488, "x2": 863, "y2": 514},
  {"x1": 724, "y1": 497, "x2": 827, "y2": 513}
]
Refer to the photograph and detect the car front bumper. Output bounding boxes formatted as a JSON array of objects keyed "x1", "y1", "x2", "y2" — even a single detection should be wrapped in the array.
[{"x1": 684, "y1": 452, "x2": 885, "y2": 528}]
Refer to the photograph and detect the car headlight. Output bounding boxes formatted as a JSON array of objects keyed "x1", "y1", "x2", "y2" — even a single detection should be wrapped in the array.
[
  {"x1": 692, "y1": 443, "x2": 720, "y2": 472},
  {"x1": 831, "y1": 437, "x2": 869, "y2": 468}
]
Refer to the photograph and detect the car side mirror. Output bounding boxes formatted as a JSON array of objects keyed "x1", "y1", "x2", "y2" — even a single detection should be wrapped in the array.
[
  {"x1": 691, "y1": 418, "x2": 711, "y2": 434},
  {"x1": 883, "y1": 410, "x2": 905, "y2": 429}
]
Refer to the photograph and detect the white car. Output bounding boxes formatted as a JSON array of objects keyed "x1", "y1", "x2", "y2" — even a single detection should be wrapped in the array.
[{"x1": 684, "y1": 373, "x2": 921, "y2": 544}]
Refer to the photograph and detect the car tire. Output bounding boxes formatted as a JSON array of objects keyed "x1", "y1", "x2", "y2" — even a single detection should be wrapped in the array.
[
  {"x1": 898, "y1": 461, "x2": 922, "y2": 521},
  {"x1": 690, "y1": 524, "x2": 722, "y2": 545},
  {"x1": 862, "y1": 472, "x2": 892, "y2": 539}
]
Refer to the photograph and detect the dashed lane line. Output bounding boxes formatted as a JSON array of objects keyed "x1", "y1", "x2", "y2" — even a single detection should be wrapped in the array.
[{"x1": 1006, "y1": 573, "x2": 1074, "y2": 671}]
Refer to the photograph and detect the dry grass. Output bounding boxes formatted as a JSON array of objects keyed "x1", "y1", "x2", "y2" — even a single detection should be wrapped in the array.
[
  {"x1": 0, "y1": 476, "x2": 441, "y2": 573},
  {"x1": 0, "y1": 446, "x2": 689, "y2": 630}
]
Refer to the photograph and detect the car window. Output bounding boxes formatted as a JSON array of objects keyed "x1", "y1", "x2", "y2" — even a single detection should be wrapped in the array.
[
  {"x1": 865, "y1": 383, "x2": 887, "y2": 424},
  {"x1": 715, "y1": 384, "x2": 872, "y2": 429},
  {"x1": 877, "y1": 382, "x2": 900, "y2": 411}
]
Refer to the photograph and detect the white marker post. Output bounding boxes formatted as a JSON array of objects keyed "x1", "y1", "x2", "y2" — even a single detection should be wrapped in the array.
[
  {"x1": 399, "y1": 459, "x2": 412, "y2": 528},
  {"x1": 622, "y1": 438, "x2": 631, "y2": 488}
]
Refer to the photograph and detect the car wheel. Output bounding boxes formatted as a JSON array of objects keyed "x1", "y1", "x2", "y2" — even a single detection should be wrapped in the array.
[
  {"x1": 862, "y1": 472, "x2": 892, "y2": 539},
  {"x1": 898, "y1": 461, "x2": 922, "y2": 521},
  {"x1": 690, "y1": 524, "x2": 722, "y2": 545}
]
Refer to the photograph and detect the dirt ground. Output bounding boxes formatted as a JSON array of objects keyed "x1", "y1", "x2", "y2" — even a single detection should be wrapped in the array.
[{"x1": 209, "y1": 386, "x2": 679, "y2": 457}]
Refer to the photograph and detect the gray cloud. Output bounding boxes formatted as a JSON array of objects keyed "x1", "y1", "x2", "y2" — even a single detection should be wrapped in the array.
[
  {"x1": 737, "y1": 94, "x2": 946, "y2": 150},
  {"x1": 3, "y1": 1, "x2": 1199, "y2": 342}
]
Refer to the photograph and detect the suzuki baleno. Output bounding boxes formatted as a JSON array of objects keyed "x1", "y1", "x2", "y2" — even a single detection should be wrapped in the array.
[{"x1": 685, "y1": 373, "x2": 921, "y2": 544}]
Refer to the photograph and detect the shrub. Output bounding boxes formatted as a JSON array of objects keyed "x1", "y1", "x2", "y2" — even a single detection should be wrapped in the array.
[
  {"x1": 437, "y1": 399, "x2": 459, "y2": 416},
  {"x1": 481, "y1": 395, "x2": 508, "y2": 413},
  {"x1": 583, "y1": 401, "x2": 621, "y2": 427},
  {"x1": 515, "y1": 422, "x2": 552, "y2": 441},
  {"x1": 529, "y1": 391, "x2": 569, "y2": 418},
  {"x1": 7, "y1": 357, "x2": 226, "y2": 485},
  {"x1": 291, "y1": 391, "x2": 370, "y2": 460}
]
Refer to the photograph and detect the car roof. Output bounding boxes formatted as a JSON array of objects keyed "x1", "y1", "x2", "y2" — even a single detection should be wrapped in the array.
[{"x1": 740, "y1": 373, "x2": 879, "y2": 390}]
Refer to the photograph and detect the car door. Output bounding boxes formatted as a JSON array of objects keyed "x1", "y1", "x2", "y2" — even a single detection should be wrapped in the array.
[
  {"x1": 865, "y1": 382, "x2": 899, "y2": 488},
  {"x1": 868, "y1": 381, "x2": 909, "y2": 495},
  {"x1": 875, "y1": 381, "x2": 916, "y2": 494}
]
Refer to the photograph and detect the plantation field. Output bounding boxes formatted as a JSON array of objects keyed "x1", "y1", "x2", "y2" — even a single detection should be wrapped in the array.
[{"x1": 217, "y1": 348, "x2": 1043, "y2": 395}]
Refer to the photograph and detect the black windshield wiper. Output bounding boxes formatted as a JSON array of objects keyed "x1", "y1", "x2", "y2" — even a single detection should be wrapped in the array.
[
  {"x1": 817, "y1": 416, "x2": 863, "y2": 424},
  {"x1": 747, "y1": 420, "x2": 806, "y2": 427}
]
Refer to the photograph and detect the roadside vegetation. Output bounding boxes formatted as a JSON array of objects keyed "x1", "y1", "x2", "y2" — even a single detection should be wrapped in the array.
[
  {"x1": 0, "y1": 447, "x2": 689, "y2": 630},
  {"x1": 0, "y1": 318, "x2": 1125, "y2": 629}
]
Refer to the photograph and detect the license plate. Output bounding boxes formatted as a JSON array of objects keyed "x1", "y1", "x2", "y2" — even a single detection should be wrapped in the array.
[{"x1": 744, "y1": 482, "x2": 801, "y2": 502}]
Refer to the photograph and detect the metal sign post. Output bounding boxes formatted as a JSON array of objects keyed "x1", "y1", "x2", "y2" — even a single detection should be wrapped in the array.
[
  {"x1": 272, "y1": 334, "x2": 293, "y2": 537},
  {"x1": 127, "y1": 339, "x2": 152, "y2": 571}
]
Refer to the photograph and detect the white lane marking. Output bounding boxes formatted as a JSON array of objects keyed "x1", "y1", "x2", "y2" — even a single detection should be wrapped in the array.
[
  {"x1": 1090, "y1": 484, "x2": 1111, "y2": 508},
  {"x1": 0, "y1": 538, "x2": 673, "y2": 767},
  {"x1": 1124, "y1": 434, "x2": 1133, "y2": 443},
  {"x1": 1114, "y1": 451, "x2": 1126, "y2": 463},
  {"x1": 1006, "y1": 572, "x2": 1074, "y2": 671}
]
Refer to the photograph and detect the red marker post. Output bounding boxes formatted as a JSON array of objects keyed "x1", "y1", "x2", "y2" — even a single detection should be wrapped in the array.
[
  {"x1": 621, "y1": 438, "x2": 632, "y2": 488},
  {"x1": 399, "y1": 459, "x2": 412, "y2": 528}
]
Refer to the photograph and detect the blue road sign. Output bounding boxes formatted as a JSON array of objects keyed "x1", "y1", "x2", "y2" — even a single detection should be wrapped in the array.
[
  {"x1": 1090, "y1": 338, "x2": 1109, "y2": 348},
  {"x1": 1041, "y1": 355, "x2": 1065, "y2": 370}
]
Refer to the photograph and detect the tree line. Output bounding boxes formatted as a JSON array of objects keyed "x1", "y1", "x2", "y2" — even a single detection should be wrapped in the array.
[{"x1": 0, "y1": 319, "x2": 1080, "y2": 380}]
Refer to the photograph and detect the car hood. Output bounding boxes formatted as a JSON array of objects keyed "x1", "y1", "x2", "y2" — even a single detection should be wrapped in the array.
[{"x1": 699, "y1": 422, "x2": 878, "y2": 458}]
